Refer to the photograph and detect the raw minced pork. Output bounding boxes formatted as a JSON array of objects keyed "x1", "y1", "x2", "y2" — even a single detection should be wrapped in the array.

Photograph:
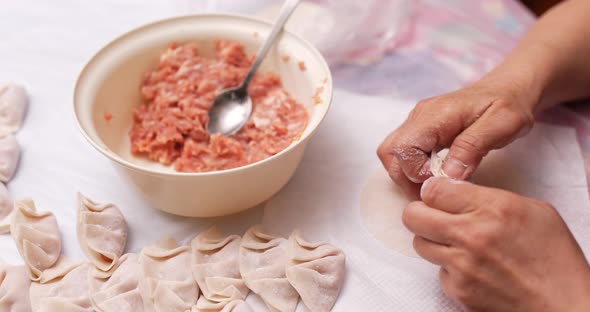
[{"x1": 129, "y1": 40, "x2": 309, "y2": 172}]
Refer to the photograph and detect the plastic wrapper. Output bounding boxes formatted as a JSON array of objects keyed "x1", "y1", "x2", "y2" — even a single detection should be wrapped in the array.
[{"x1": 193, "y1": 0, "x2": 415, "y2": 65}]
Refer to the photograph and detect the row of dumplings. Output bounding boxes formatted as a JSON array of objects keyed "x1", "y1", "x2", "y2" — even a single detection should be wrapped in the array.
[
  {"x1": 1, "y1": 193, "x2": 346, "y2": 312},
  {"x1": 0, "y1": 83, "x2": 28, "y2": 233}
]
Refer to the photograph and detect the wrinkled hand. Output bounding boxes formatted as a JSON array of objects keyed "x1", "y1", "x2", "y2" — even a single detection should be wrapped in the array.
[
  {"x1": 405, "y1": 177, "x2": 590, "y2": 312},
  {"x1": 377, "y1": 79, "x2": 536, "y2": 199}
]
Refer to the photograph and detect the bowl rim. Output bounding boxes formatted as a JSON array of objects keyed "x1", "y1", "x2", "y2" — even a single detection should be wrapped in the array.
[{"x1": 73, "y1": 13, "x2": 333, "y2": 178}]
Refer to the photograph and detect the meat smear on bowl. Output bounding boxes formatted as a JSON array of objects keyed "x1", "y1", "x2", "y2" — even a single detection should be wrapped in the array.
[{"x1": 129, "y1": 40, "x2": 309, "y2": 172}]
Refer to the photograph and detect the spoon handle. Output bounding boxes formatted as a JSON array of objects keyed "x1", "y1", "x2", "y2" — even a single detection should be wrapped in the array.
[{"x1": 241, "y1": 0, "x2": 301, "y2": 88}]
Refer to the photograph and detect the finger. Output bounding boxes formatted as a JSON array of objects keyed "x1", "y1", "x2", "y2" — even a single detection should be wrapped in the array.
[
  {"x1": 439, "y1": 267, "x2": 456, "y2": 300},
  {"x1": 384, "y1": 158, "x2": 421, "y2": 200},
  {"x1": 385, "y1": 122, "x2": 437, "y2": 184},
  {"x1": 413, "y1": 235, "x2": 454, "y2": 266},
  {"x1": 377, "y1": 101, "x2": 454, "y2": 184},
  {"x1": 378, "y1": 135, "x2": 421, "y2": 199},
  {"x1": 421, "y1": 176, "x2": 509, "y2": 214},
  {"x1": 444, "y1": 99, "x2": 533, "y2": 179},
  {"x1": 402, "y1": 201, "x2": 457, "y2": 245},
  {"x1": 420, "y1": 177, "x2": 475, "y2": 213},
  {"x1": 395, "y1": 146, "x2": 433, "y2": 184},
  {"x1": 377, "y1": 130, "x2": 397, "y2": 174},
  {"x1": 378, "y1": 129, "x2": 433, "y2": 185}
]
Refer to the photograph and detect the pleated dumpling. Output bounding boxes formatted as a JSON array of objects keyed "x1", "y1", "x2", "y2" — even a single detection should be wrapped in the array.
[
  {"x1": 220, "y1": 300, "x2": 253, "y2": 312},
  {"x1": 29, "y1": 261, "x2": 93, "y2": 312},
  {"x1": 0, "y1": 263, "x2": 32, "y2": 312},
  {"x1": 10, "y1": 199, "x2": 61, "y2": 281},
  {"x1": 139, "y1": 237, "x2": 199, "y2": 312},
  {"x1": 285, "y1": 232, "x2": 346, "y2": 312},
  {"x1": 0, "y1": 83, "x2": 28, "y2": 137},
  {"x1": 89, "y1": 253, "x2": 144, "y2": 312},
  {"x1": 239, "y1": 225, "x2": 299, "y2": 312},
  {"x1": 195, "y1": 293, "x2": 243, "y2": 312},
  {"x1": 76, "y1": 193, "x2": 127, "y2": 275},
  {"x1": 0, "y1": 183, "x2": 13, "y2": 233},
  {"x1": 36, "y1": 255, "x2": 80, "y2": 284},
  {"x1": 0, "y1": 134, "x2": 21, "y2": 183},
  {"x1": 191, "y1": 226, "x2": 249, "y2": 310}
]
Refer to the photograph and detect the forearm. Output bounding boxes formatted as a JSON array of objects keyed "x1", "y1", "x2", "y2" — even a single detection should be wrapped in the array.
[{"x1": 482, "y1": 0, "x2": 590, "y2": 112}]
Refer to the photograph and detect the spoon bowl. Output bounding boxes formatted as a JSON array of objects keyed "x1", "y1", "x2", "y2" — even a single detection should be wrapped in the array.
[{"x1": 207, "y1": 87, "x2": 252, "y2": 136}]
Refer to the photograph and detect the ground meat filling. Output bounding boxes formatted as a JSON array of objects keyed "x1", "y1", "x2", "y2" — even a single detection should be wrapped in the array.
[{"x1": 129, "y1": 40, "x2": 309, "y2": 172}]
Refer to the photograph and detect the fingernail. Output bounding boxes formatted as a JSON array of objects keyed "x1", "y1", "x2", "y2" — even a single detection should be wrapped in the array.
[
  {"x1": 442, "y1": 158, "x2": 470, "y2": 180},
  {"x1": 420, "y1": 177, "x2": 434, "y2": 199}
]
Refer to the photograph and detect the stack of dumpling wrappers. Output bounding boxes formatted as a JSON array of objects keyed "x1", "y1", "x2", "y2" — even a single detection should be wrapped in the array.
[
  {"x1": 1, "y1": 191, "x2": 346, "y2": 312},
  {"x1": 0, "y1": 83, "x2": 28, "y2": 235}
]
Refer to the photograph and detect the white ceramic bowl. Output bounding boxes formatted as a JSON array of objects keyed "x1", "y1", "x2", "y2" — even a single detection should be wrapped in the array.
[{"x1": 74, "y1": 14, "x2": 332, "y2": 217}]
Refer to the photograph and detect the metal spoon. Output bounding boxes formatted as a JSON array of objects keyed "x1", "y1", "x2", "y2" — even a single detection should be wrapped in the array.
[{"x1": 206, "y1": 0, "x2": 301, "y2": 136}]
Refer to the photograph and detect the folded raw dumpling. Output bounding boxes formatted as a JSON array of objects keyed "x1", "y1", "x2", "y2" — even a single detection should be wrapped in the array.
[
  {"x1": 195, "y1": 291, "x2": 242, "y2": 312},
  {"x1": 36, "y1": 299, "x2": 93, "y2": 312},
  {"x1": 0, "y1": 134, "x2": 21, "y2": 183},
  {"x1": 194, "y1": 294, "x2": 254, "y2": 312},
  {"x1": 0, "y1": 264, "x2": 32, "y2": 312},
  {"x1": 220, "y1": 300, "x2": 253, "y2": 312},
  {"x1": 239, "y1": 225, "x2": 299, "y2": 312},
  {"x1": 89, "y1": 253, "x2": 144, "y2": 312},
  {"x1": 191, "y1": 226, "x2": 249, "y2": 310},
  {"x1": 10, "y1": 199, "x2": 61, "y2": 281},
  {"x1": 29, "y1": 261, "x2": 93, "y2": 312},
  {"x1": 36, "y1": 255, "x2": 80, "y2": 284},
  {"x1": 285, "y1": 232, "x2": 346, "y2": 312},
  {"x1": 0, "y1": 183, "x2": 13, "y2": 233},
  {"x1": 139, "y1": 237, "x2": 199, "y2": 312},
  {"x1": 77, "y1": 193, "x2": 127, "y2": 275},
  {"x1": 0, "y1": 83, "x2": 28, "y2": 137}
]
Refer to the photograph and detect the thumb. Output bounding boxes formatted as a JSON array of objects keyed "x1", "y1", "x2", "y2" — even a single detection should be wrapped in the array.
[{"x1": 443, "y1": 100, "x2": 533, "y2": 179}]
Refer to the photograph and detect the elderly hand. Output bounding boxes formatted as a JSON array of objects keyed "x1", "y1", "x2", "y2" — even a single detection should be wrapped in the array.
[
  {"x1": 404, "y1": 177, "x2": 590, "y2": 311},
  {"x1": 377, "y1": 78, "x2": 538, "y2": 199}
]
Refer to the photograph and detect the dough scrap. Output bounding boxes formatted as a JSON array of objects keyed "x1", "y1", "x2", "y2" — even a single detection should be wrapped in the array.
[
  {"x1": 89, "y1": 253, "x2": 144, "y2": 312},
  {"x1": 191, "y1": 226, "x2": 248, "y2": 310},
  {"x1": 239, "y1": 225, "x2": 299, "y2": 312},
  {"x1": 10, "y1": 199, "x2": 62, "y2": 281},
  {"x1": 0, "y1": 83, "x2": 28, "y2": 137},
  {"x1": 76, "y1": 193, "x2": 127, "y2": 275},
  {"x1": 139, "y1": 237, "x2": 199, "y2": 312},
  {"x1": 285, "y1": 232, "x2": 346, "y2": 312},
  {"x1": 0, "y1": 264, "x2": 32, "y2": 312}
]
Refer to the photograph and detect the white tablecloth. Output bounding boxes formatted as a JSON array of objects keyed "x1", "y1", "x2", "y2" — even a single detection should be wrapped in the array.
[{"x1": 1, "y1": 2, "x2": 589, "y2": 312}]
